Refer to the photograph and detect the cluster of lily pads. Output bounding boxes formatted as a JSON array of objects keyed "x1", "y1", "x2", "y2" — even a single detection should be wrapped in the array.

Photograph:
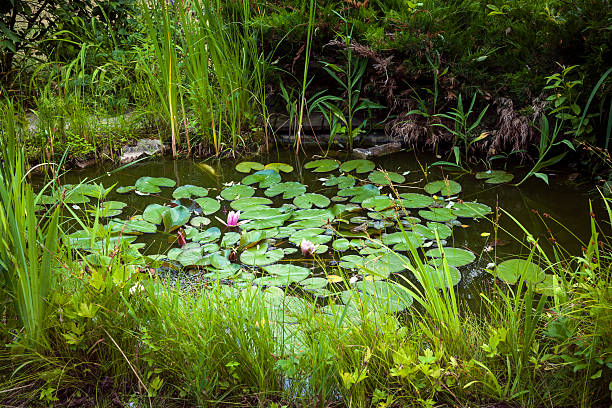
[{"x1": 40, "y1": 158, "x2": 556, "y2": 312}]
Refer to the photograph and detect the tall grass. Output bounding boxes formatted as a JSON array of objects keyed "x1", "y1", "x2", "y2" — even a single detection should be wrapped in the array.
[{"x1": 0, "y1": 101, "x2": 60, "y2": 350}]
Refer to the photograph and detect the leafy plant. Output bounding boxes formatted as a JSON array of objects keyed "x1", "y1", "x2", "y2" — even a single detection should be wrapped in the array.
[{"x1": 515, "y1": 114, "x2": 575, "y2": 186}]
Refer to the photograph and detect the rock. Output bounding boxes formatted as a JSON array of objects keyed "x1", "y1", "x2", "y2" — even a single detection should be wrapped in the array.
[
  {"x1": 121, "y1": 139, "x2": 163, "y2": 163},
  {"x1": 352, "y1": 142, "x2": 402, "y2": 159}
]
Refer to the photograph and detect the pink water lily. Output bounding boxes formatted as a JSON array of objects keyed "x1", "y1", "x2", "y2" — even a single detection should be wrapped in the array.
[
  {"x1": 300, "y1": 238, "x2": 317, "y2": 257},
  {"x1": 227, "y1": 211, "x2": 241, "y2": 227}
]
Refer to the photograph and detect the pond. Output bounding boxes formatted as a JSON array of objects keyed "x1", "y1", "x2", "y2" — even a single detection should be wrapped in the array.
[{"x1": 37, "y1": 149, "x2": 600, "y2": 308}]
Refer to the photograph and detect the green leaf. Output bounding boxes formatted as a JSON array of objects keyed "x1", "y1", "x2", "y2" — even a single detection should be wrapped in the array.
[
  {"x1": 293, "y1": 193, "x2": 331, "y2": 209},
  {"x1": 240, "y1": 243, "x2": 284, "y2": 266},
  {"x1": 162, "y1": 205, "x2": 191, "y2": 232},
  {"x1": 194, "y1": 197, "x2": 221, "y2": 215},
  {"x1": 399, "y1": 193, "x2": 434, "y2": 208},
  {"x1": 361, "y1": 195, "x2": 394, "y2": 211},
  {"x1": 418, "y1": 208, "x2": 456, "y2": 222},
  {"x1": 236, "y1": 161, "x2": 264, "y2": 173},
  {"x1": 242, "y1": 169, "x2": 282, "y2": 188},
  {"x1": 263, "y1": 264, "x2": 310, "y2": 283},
  {"x1": 304, "y1": 159, "x2": 340, "y2": 172},
  {"x1": 418, "y1": 263, "x2": 461, "y2": 288},
  {"x1": 424, "y1": 180, "x2": 462, "y2": 196},
  {"x1": 368, "y1": 170, "x2": 405, "y2": 185},
  {"x1": 339, "y1": 159, "x2": 375, "y2": 173},
  {"x1": 324, "y1": 175, "x2": 356, "y2": 189},
  {"x1": 116, "y1": 186, "x2": 135, "y2": 194},
  {"x1": 475, "y1": 170, "x2": 514, "y2": 184},
  {"x1": 173, "y1": 185, "x2": 209, "y2": 199},
  {"x1": 143, "y1": 204, "x2": 168, "y2": 224},
  {"x1": 99, "y1": 201, "x2": 127, "y2": 217},
  {"x1": 135, "y1": 177, "x2": 176, "y2": 194},
  {"x1": 451, "y1": 202, "x2": 492, "y2": 218},
  {"x1": 220, "y1": 184, "x2": 255, "y2": 200},
  {"x1": 493, "y1": 259, "x2": 545, "y2": 285},
  {"x1": 230, "y1": 197, "x2": 273, "y2": 211},
  {"x1": 264, "y1": 162, "x2": 294, "y2": 173},
  {"x1": 426, "y1": 247, "x2": 475, "y2": 267},
  {"x1": 264, "y1": 182, "x2": 307, "y2": 199}
]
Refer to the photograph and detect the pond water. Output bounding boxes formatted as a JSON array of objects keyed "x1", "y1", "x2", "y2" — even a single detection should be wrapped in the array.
[{"x1": 38, "y1": 149, "x2": 602, "y2": 306}]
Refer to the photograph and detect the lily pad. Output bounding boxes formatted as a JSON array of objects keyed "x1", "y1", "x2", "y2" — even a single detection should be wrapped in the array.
[
  {"x1": 339, "y1": 159, "x2": 375, "y2": 173},
  {"x1": 173, "y1": 185, "x2": 209, "y2": 199},
  {"x1": 99, "y1": 201, "x2": 127, "y2": 217},
  {"x1": 242, "y1": 169, "x2": 282, "y2": 188},
  {"x1": 426, "y1": 247, "x2": 475, "y2": 267},
  {"x1": 162, "y1": 205, "x2": 191, "y2": 232},
  {"x1": 293, "y1": 193, "x2": 331, "y2": 209},
  {"x1": 265, "y1": 182, "x2": 307, "y2": 199},
  {"x1": 116, "y1": 186, "x2": 135, "y2": 194},
  {"x1": 305, "y1": 159, "x2": 339, "y2": 172},
  {"x1": 263, "y1": 264, "x2": 310, "y2": 283},
  {"x1": 190, "y1": 216, "x2": 210, "y2": 227},
  {"x1": 324, "y1": 175, "x2": 356, "y2": 189},
  {"x1": 236, "y1": 161, "x2": 265, "y2": 173},
  {"x1": 299, "y1": 277, "x2": 328, "y2": 290},
  {"x1": 424, "y1": 180, "x2": 462, "y2": 196},
  {"x1": 264, "y1": 163, "x2": 293, "y2": 173},
  {"x1": 493, "y1": 259, "x2": 545, "y2": 285},
  {"x1": 535, "y1": 274, "x2": 564, "y2": 296},
  {"x1": 186, "y1": 226, "x2": 222, "y2": 243},
  {"x1": 135, "y1": 177, "x2": 176, "y2": 194},
  {"x1": 418, "y1": 208, "x2": 456, "y2": 222},
  {"x1": 289, "y1": 228, "x2": 332, "y2": 245},
  {"x1": 240, "y1": 243, "x2": 284, "y2": 266},
  {"x1": 337, "y1": 184, "x2": 380, "y2": 203},
  {"x1": 221, "y1": 232, "x2": 241, "y2": 247},
  {"x1": 412, "y1": 222, "x2": 452, "y2": 240},
  {"x1": 361, "y1": 195, "x2": 394, "y2": 211},
  {"x1": 417, "y1": 264, "x2": 461, "y2": 288},
  {"x1": 241, "y1": 214, "x2": 291, "y2": 230},
  {"x1": 194, "y1": 197, "x2": 221, "y2": 215},
  {"x1": 348, "y1": 280, "x2": 413, "y2": 312},
  {"x1": 476, "y1": 170, "x2": 514, "y2": 184},
  {"x1": 368, "y1": 170, "x2": 405, "y2": 185},
  {"x1": 220, "y1": 184, "x2": 255, "y2": 200},
  {"x1": 399, "y1": 193, "x2": 434, "y2": 208},
  {"x1": 230, "y1": 197, "x2": 273, "y2": 211},
  {"x1": 143, "y1": 204, "x2": 168, "y2": 224},
  {"x1": 332, "y1": 238, "x2": 350, "y2": 251},
  {"x1": 108, "y1": 218, "x2": 157, "y2": 234},
  {"x1": 452, "y1": 202, "x2": 491, "y2": 218}
]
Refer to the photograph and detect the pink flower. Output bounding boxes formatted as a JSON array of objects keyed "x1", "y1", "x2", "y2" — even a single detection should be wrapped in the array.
[
  {"x1": 300, "y1": 238, "x2": 317, "y2": 257},
  {"x1": 227, "y1": 211, "x2": 240, "y2": 227},
  {"x1": 177, "y1": 229, "x2": 186, "y2": 247}
]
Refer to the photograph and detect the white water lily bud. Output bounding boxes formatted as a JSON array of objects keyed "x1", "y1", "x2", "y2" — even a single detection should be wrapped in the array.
[
  {"x1": 349, "y1": 275, "x2": 358, "y2": 284},
  {"x1": 129, "y1": 282, "x2": 144, "y2": 295},
  {"x1": 486, "y1": 262, "x2": 495, "y2": 270}
]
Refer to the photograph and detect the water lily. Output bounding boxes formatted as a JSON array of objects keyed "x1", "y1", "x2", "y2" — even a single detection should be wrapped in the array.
[
  {"x1": 300, "y1": 238, "x2": 317, "y2": 257},
  {"x1": 177, "y1": 229, "x2": 186, "y2": 247},
  {"x1": 227, "y1": 211, "x2": 240, "y2": 227}
]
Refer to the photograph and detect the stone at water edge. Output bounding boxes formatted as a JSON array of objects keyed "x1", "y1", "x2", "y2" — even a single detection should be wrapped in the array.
[
  {"x1": 121, "y1": 139, "x2": 163, "y2": 164},
  {"x1": 352, "y1": 142, "x2": 402, "y2": 159}
]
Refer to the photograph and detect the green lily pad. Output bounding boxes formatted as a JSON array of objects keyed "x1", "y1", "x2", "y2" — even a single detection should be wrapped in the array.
[
  {"x1": 162, "y1": 205, "x2": 191, "y2": 232},
  {"x1": 305, "y1": 159, "x2": 340, "y2": 172},
  {"x1": 332, "y1": 238, "x2": 350, "y2": 251},
  {"x1": 99, "y1": 201, "x2": 127, "y2": 217},
  {"x1": 190, "y1": 216, "x2": 210, "y2": 227},
  {"x1": 424, "y1": 180, "x2": 462, "y2": 196},
  {"x1": 426, "y1": 247, "x2": 475, "y2": 267},
  {"x1": 368, "y1": 171, "x2": 405, "y2": 185},
  {"x1": 493, "y1": 259, "x2": 545, "y2": 285},
  {"x1": 381, "y1": 231, "x2": 423, "y2": 250},
  {"x1": 263, "y1": 264, "x2": 310, "y2": 283},
  {"x1": 108, "y1": 218, "x2": 157, "y2": 234},
  {"x1": 412, "y1": 222, "x2": 452, "y2": 240},
  {"x1": 242, "y1": 169, "x2": 282, "y2": 188},
  {"x1": 143, "y1": 204, "x2": 168, "y2": 224},
  {"x1": 418, "y1": 208, "x2": 456, "y2": 222},
  {"x1": 360, "y1": 252, "x2": 410, "y2": 278},
  {"x1": 293, "y1": 193, "x2": 331, "y2": 209},
  {"x1": 324, "y1": 175, "x2": 356, "y2": 189},
  {"x1": 535, "y1": 274, "x2": 564, "y2": 296},
  {"x1": 476, "y1": 170, "x2": 514, "y2": 184},
  {"x1": 241, "y1": 207, "x2": 286, "y2": 220},
  {"x1": 339, "y1": 159, "x2": 375, "y2": 173},
  {"x1": 240, "y1": 243, "x2": 284, "y2": 266},
  {"x1": 361, "y1": 195, "x2": 394, "y2": 211},
  {"x1": 221, "y1": 232, "x2": 241, "y2": 247},
  {"x1": 116, "y1": 186, "x2": 135, "y2": 194},
  {"x1": 299, "y1": 277, "x2": 328, "y2": 290},
  {"x1": 399, "y1": 193, "x2": 434, "y2": 208},
  {"x1": 337, "y1": 184, "x2": 380, "y2": 203},
  {"x1": 173, "y1": 185, "x2": 209, "y2": 199},
  {"x1": 265, "y1": 182, "x2": 307, "y2": 199},
  {"x1": 230, "y1": 197, "x2": 273, "y2": 211},
  {"x1": 264, "y1": 163, "x2": 293, "y2": 173},
  {"x1": 236, "y1": 161, "x2": 265, "y2": 173},
  {"x1": 417, "y1": 263, "x2": 461, "y2": 288},
  {"x1": 289, "y1": 228, "x2": 332, "y2": 245},
  {"x1": 348, "y1": 280, "x2": 413, "y2": 312},
  {"x1": 194, "y1": 197, "x2": 221, "y2": 215},
  {"x1": 241, "y1": 214, "x2": 291, "y2": 230},
  {"x1": 452, "y1": 202, "x2": 492, "y2": 218},
  {"x1": 135, "y1": 177, "x2": 176, "y2": 194},
  {"x1": 186, "y1": 226, "x2": 222, "y2": 243},
  {"x1": 220, "y1": 184, "x2": 255, "y2": 200}
]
